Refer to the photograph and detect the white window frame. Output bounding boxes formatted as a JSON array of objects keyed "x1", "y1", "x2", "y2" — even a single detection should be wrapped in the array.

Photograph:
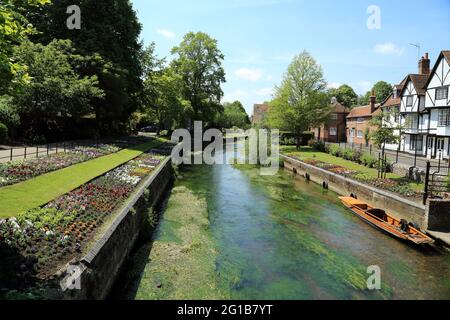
[
  {"x1": 436, "y1": 87, "x2": 449, "y2": 101},
  {"x1": 357, "y1": 130, "x2": 363, "y2": 138},
  {"x1": 357, "y1": 117, "x2": 364, "y2": 123},
  {"x1": 406, "y1": 96, "x2": 414, "y2": 108},
  {"x1": 438, "y1": 109, "x2": 450, "y2": 127},
  {"x1": 329, "y1": 127, "x2": 337, "y2": 136},
  {"x1": 331, "y1": 113, "x2": 338, "y2": 120}
]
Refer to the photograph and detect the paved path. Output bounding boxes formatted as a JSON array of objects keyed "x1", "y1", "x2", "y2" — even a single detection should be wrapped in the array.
[{"x1": 0, "y1": 145, "x2": 63, "y2": 163}]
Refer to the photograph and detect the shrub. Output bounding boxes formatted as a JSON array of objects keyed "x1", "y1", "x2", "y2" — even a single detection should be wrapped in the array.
[
  {"x1": 329, "y1": 144, "x2": 343, "y2": 157},
  {"x1": 343, "y1": 149, "x2": 355, "y2": 161},
  {"x1": 353, "y1": 149, "x2": 363, "y2": 163},
  {"x1": 361, "y1": 152, "x2": 377, "y2": 168},
  {"x1": 309, "y1": 139, "x2": 326, "y2": 152},
  {"x1": 0, "y1": 123, "x2": 8, "y2": 144},
  {"x1": 0, "y1": 96, "x2": 20, "y2": 131}
]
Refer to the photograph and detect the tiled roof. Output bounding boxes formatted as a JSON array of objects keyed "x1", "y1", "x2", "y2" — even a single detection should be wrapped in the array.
[
  {"x1": 409, "y1": 74, "x2": 429, "y2": 95},
  {"x1": 443, "y1": 51, "x2": 450, "y2": 64},
  {"x1": 347, "y1": 104, "x2": 381, "y2": 119},
  {"x1": 382, "y1": 95, "x2": 401, "y2": 107}
]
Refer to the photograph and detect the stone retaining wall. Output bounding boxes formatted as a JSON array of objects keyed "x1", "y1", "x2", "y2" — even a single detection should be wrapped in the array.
[
  {"x1": 283, "y1": 155, "x2": 427, "y2": 227},
  {"x1": 57, "y1": 157, "x2": 173, "y2": 300},
  {"x1": 426, "y1": 199, "x2": 450, "y2": 232}
]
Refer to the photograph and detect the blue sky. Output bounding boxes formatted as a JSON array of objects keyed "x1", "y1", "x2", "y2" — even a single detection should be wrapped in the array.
[{"x1": 131, "y1": 0, "x2": 450, "y2": 115}]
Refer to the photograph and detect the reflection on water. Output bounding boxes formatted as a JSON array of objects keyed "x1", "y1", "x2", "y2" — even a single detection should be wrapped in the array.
[{"x1": 127, "y1": 150, "x2": 450, "y2": 300}]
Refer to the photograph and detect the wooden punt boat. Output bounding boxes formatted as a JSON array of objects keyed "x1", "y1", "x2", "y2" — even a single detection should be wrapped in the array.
[{"x1": 339, "y1": 197, "x2": 434, "y2": 245}]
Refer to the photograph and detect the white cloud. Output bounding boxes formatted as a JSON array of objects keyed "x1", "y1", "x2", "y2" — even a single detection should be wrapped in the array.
[
  {"x1": 222, "y1": 89, "x2": 250, "y2": 103},
  {"x1": 352, "y1": 81, "x2": 373, "y2": 94},
  {"x1": 327, "y1": 82, "x2": 342, "y2": 89},
  {"x1": 374, "y1": 43, "x2": 404, "y2": 56},
  {"x1": 235, "y1": 68, "x2": 264, "y2": 82},
  {"x1": 157, "y1": 29, "x2": 175, "y2": 38},
  {"x1": 254, "y1": 88, "x2": 273, "y2": 96}
]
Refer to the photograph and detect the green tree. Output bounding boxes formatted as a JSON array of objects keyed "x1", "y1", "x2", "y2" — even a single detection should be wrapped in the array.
[
  {"x1": 328, "y1": 84, "x2": 358, "y2": 108},
  {"x1": 0, "y1": 0, "x2": 50, "y2": 94},
  {"x1": 12, "y1": 40, "x2": 104, "y2": 140},
  {"x1": 23, "y1": 0, "x2": 144, "y2": 133},
  {"x1": 359, "y1": 81, "x2": 392, "y2": 105},
  {"x1": 171, "y1": 32, "x2": 226, "y2": 127},
  {"x1": 218, "y1": 101, "x2": 251, "y2": 129},
  {"x1": 267, "y1": 51, "x2": 331, "y2": 149}
]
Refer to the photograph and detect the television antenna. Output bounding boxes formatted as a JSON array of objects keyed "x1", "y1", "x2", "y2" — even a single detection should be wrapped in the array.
[{"x1": 409, "y1": 43, "x2": 421, "y2": 61}]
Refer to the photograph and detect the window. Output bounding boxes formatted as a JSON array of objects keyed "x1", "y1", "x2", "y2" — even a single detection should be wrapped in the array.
[
  {"x1": 419, "y1": 96, "x2": 425, "y2": 109},
  {"x1": 329, "y1": 127, "x2": 337, "y2": 136},
  {"x1": 357, "y1": 130, "x2": 363, "y2": 138},
  {"x1": 436, "y1": 87, "x2": 449, "y2": 100},
  {"x1": 331, "y1": 113, "x2": 338, "y2": 120},
  {"x1": 437, "y1": 138, "x2": 445, "y2": 151},
  {"x1": 357, "y1": 117, "x2": 364, "y2": 123},
  {"x1": 406, "y1": 96, "x2": 413, "y2": 108},
  {"x1": 410, "y1": 136, "x2": 423, "y2": 151},
  {"x1": 438, "y1": 109, "x2": 450, "y2": 127}
]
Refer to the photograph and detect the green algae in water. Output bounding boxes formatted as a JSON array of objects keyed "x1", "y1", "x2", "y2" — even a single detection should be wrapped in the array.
[{"x1": 125, "y1": 155, "x2": 450, "y2": 300}]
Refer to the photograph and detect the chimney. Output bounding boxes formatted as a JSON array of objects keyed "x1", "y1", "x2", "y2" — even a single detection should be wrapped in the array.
[
  {"x1": 370, "y1": 90, "x2": 376, "y2": 114},
  {"x1": 419, "y1": 52, "x2": 430, "y2": 75}
]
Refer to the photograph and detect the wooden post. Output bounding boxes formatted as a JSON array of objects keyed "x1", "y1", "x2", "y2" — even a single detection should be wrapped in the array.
[
  {"x1": 36, "y1": 146, "x2": 39, "y2": 158},
  {"x1": 24, "y1": 147, "x2": 27, "y2": 159},
  {"x1": 10, "y1": 148, "x2": 13, "y2": 161}
]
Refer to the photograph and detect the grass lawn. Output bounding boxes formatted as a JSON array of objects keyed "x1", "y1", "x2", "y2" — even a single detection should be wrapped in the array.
[
  {"x1": 0, "y1": 138, "x2": 167, "y2": 218},
  {"x1": 281, "y1": 146, "x2": 424, "y2": 193}
]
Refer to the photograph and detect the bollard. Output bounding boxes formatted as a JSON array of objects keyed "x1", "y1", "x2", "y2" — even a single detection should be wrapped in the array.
[
  {"x1": 24, "y1": 147, "x2": 27, "y2": 159},
  {"x1": 36, "y1": 146, "x2": 39, "y2": 158},
  {"x1": 10, "y1": 148, "x2": 13, "y2": 161}
]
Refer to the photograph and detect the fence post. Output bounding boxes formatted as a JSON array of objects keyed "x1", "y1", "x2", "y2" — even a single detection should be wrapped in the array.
[
  {"x1": 423, "y1": 161, "x2": 431, "y2": 205},
  {"x1": 56, "y1": 143, "x2": 58, "y2": 154},
  {"x1": 36, "y1": 146, "x2": 38, "y2": 158},
  {"x1": 24, "y1": 147, "x2": 27, "y2": 159},
  {"x1": 10, "y1": 148, "x2": 13, "y2": 161},
  {"x1": 47, "y1": 144, "x2": 49, "y2": 156},
  {"x1": 64, "y1": 143, "x2": 66, "y2": 153},
  {"x1": 360, "y1": 143, "x2": 362, "y2": 150}
]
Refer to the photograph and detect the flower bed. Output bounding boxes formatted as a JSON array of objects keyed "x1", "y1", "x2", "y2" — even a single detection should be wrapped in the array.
[
  {"x1": 292, "y1": 156, "x2": 421, "y2": 199},
  {"x1": 0, "y1": 151, "x2": 164, "y2": 284}
]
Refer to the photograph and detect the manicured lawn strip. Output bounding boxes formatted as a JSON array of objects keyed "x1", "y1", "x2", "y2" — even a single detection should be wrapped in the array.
[
  {"x1": 280, "y1": 146, "x2": 424, "y2": 192},
  {"x1": 0, "y1": 139, "x2": 165, "y2": 217}
]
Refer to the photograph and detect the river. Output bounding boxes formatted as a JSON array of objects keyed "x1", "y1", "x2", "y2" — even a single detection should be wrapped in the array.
[{"x1": 113, "y1": 151, "x2": 450, "y2": 300}]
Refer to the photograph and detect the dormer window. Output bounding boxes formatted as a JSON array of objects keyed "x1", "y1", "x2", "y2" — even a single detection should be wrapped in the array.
[{"x1": 436, "y1": 87, "x2": 448, "y2": 100}]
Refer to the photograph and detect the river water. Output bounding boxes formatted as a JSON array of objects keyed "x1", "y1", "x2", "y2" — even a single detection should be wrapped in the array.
[{"x1": 117, "y1": 152, "x2": 450, "y2": 300}]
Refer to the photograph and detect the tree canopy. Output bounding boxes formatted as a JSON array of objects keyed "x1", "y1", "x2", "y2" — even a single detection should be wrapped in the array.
[
  {"x1": 359, "y1": 81, "x2": 392, "y2": 105},
  {"x1": 171, "y1": 32, "x2": 226, "y2": 127},
  {"x1": 217, "y1": 101, "x2": 251, "y2": 129},
  {"x1": 0, "y1": 0, "x2": 50, "y2": 94},
  {"x1": 328, "y1": 84, "x2": 358, "y2": 108},
  {"x1": 267, "y1": 51, "x2": 330, "y2": 148}
]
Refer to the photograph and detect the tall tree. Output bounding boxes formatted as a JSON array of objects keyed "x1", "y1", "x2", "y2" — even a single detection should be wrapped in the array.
[
  {"x1": 328, "y1": 84, "x2": 358, "y2": 108},
  {"x1": 0, "y1": 0, "x2": 50, "y2": 94},
  {"x1": 23, "y1": 0, "x2": 144, "y2": 133},
  {"x1": 171, "y1": 32, "x2": 226, "y2": 127},
  {"x1": 12, "y1": 40, "x2": 104, "y2": 141},
  {"x1": 267, "y1": 51, "x2": 331, "y2": 149}
]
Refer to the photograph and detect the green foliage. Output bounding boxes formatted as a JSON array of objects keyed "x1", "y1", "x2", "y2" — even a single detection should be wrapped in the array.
[
  {"x1": 0, "y1": 122, "x2": 8, "y2": 143},
  {"x1": 0, "y1": 0, "x2": 51, "y2": 94},
  {"x1": 171, "y1": 32, "x2": 226, "y2": 125},
  {"x1": 217, "y1": 101, "x2": 251, "y2": 129},
  {"x1": 342, "y1": 148, "x2": 355, "y2": 161},
  {"x1": 361, "y1": 152, "x2": 378, "y2": 168},
  {"x1": 267, "y1": 51, "x2": 331, "y2": 148},
  {"x1": 0, "y1": 96, "x2": 20, "y2": 130},
  {"x1": 329, "y1": 144, "x2": 342, "y2": 157},
  {"x1": 24, "y1": 0, "x2": 144, "y2": 133},
  {"x1": 370, "y1": 109, "x2": 401, "y2": 149},
  {"x1": 327, "y1": 84, "x2": 358, "y2": 108},
  {"x1": 12, "y1": 40, "x2": 104, "y2": 140},
  {"x1": 359, "y1": 81, "x2": 392, "y2": 105},
  {"x1": 308, "y1": 139, "x2": 326, "y2": 152}
]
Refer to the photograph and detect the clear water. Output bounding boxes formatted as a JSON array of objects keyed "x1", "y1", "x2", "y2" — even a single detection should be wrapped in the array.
[{"x1": 124, "y1": 152, "x2": 450, "y2": 300}]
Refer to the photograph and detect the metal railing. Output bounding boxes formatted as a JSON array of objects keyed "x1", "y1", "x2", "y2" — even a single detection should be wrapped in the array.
[
  {"x1": 423, "y1": 158, "x2": 450, "y2": 204},
  {"x1": 0, "y1": 140, "x2": 99, "y2": 163}
]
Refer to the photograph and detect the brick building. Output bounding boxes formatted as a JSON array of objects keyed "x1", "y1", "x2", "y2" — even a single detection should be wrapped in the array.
[
  {"x1": 346, "y1": 92, "x2": 380, "y2": 145},
  {"x1": 313, "y1": 98, "x2": 349, "y2": 143},
  {"x1": 251, "y1": 104, "x2": 270, "y2": 125}
]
